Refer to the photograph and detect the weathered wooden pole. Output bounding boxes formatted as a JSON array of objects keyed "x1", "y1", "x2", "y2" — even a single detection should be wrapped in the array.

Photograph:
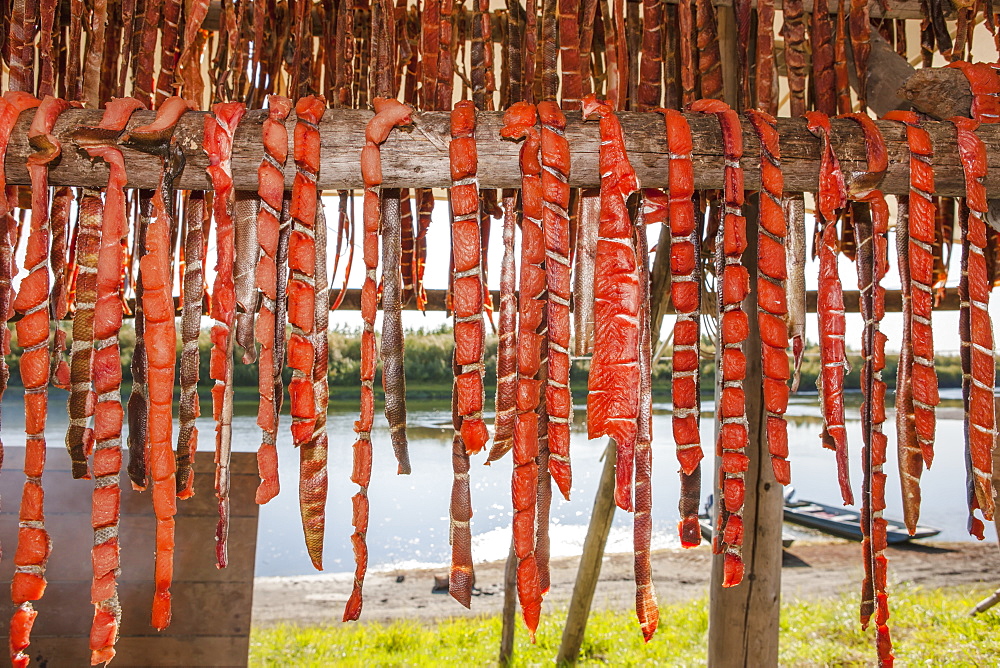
[
  {"x1": 499, "y1": 540, "x2": 518, "y2": 664},
  {"x1": 707, "y1": 197, "x2": 784, "y2": 666},
  {"x1": 5, "y1": 108, "x2": 1000, "y2": 196},
  {"x1": 555, "y1": 441, "x2": 618, "y2": 664}
]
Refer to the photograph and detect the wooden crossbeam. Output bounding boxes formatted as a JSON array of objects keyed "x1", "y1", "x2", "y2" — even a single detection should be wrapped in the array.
[{"x1": 3, "y1": 108, "x2": 997, "y2": 197}]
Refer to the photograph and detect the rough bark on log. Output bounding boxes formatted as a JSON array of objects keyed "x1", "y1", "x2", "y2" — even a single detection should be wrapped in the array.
[{"x1": 4, "y1": 108, "x2": 1000, "y2": 197}]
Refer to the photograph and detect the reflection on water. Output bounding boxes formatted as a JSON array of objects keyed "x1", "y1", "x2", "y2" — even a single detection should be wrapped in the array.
[{"x1": 0, "y1": 389, "x2": 991, "y2": 577}]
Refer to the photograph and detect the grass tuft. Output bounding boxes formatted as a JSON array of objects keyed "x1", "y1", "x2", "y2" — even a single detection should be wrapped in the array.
[{"x1": 250, "y1": 585, "x2": 1000, "y2": 666}]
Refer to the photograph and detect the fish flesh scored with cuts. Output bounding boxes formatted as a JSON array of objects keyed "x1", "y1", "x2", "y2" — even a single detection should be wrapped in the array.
[
  {"x1": 805, "y1": 111, "x2": 853, "y2": 507},
  {"x1": 125, "y1": 95, "x2": 193, "y2": 630},
  {"x1": 346, "y1": 97, "x2": 413, "y2": 622},
  {"x1": 255, "y1": 95, "x2": 293, "y2": 505},
  {"x1": 582, "y1": 94, "x2": 641, "y2": 514},
  {"x1": 690, "y1": 98, "x2": 748, "y2": 588},
  {"x1": 746, "y1": 109, "x2": 791, "y2": 487},
  {"x1": 953, "y1": 116, "x2": 996, "y2": 536},
  {"x1": 500, "y1": 101, "x2": 543, "y2": 640},
  {"x1": 73, "y1": 95, "x2": 146, "y2": 664},
  {"x1": 538, "y1": 101, "x2": 572, "y2": 499},
  {"x1": 0, "y1": 92, "x2": 41, "y2": 519},
  {"x1": 10, "y1": 93, "x2": 62, "y2": 668},
  {"x1": 884, "y1": 111, "x2": 939, "y2": 473},
  {"x1": 447, "y1": 99, "x2": 487, "y2": 607},
  {"x1": 660, "y1": 108, "x2": 702, "y2": 548},
  {"x1": 287, "y1": 95, "x2": 325, "y2": 569}
]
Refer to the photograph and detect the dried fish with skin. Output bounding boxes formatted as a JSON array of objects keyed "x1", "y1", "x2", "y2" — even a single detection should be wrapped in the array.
[
  {"x1": 205, "y1": 102, "x2": 246, "y2": 570},
  {"x1": 781, "y1": 0, "x2": 808, "y2": 116},
  {"x1": 0, "y1": 92, "x2": 41, "y2": 494},
  {"x1": 449, "y1": 100, "x2": 490, "y2": 457},
  {"x1": 234, "y1": 193, "x2": 260, "y2": 365},
  {"x1": 783, "y1": 194, "x2": 807, "y2": 392},
  {"x1": 177, "y1": 192, "x2": 205, "y2": 499},
  {"x1": 487, "y1": 190, "x2": 519, "y2": 463},
  {"x1": 634, "y1": 193, "x2": 658, "y2": 642},
  {"x1": 448, "y1": 99, "x2": 486, "y2": 607},
  {"x1": 65, "y1": 189, "x2": 100, "y2": 482},
  {"x1": 48, "y1": 187, "x2": 72, "y2": 393},
  {"x1": 124, "y1": 96, "x2": 192, "y2": 630},
  {"x1": 840, "y1": 112, "x2": 893, "y2": 665},
  {"x1": 304, "y1": 199, "x2": 331, "y2": 581}
]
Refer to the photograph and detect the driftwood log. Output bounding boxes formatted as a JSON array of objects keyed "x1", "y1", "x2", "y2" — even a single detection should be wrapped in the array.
[{"x1": 4, "y1": 108, "x2": 999, "y2": 197}]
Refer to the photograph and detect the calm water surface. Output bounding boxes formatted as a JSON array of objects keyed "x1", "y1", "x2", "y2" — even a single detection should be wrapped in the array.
[{"x1": 0, "y1": 389, "x2": 990, "y2": 577}]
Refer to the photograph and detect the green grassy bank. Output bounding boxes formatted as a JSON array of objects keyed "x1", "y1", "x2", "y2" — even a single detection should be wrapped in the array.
[{"x1": 250, "y1": 584, "x2": 1000, "y2": 666}]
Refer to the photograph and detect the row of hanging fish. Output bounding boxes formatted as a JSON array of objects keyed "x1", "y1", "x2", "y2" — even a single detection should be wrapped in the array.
[
  {"x1": 3, "y1": 0, "x2": 999, "y2": 113},
  {"x1": 2, "y1": 62, "x2": 1000, "y2": 663}
]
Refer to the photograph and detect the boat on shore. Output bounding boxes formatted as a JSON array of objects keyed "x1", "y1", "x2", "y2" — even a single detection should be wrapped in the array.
[{"x1": 783, "y1": 496, "x2": 941, "y2": 543}]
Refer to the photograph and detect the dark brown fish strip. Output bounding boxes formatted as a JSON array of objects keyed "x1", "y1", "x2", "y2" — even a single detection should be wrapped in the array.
[
  {"x1": 126, "y1": 193, "x2": 153, "y2": 491},
  {"x1": 487, "y1": 191, "x2": 519, "y2": 463},
  {"x1": 301, "y1": 198, "x2": 330, "y2": 569},
  {"x1": 48, "y1": 186, "x2": 72, "y2": 392},
  {"x1": 634, "y1": 190, "x2": 658, "y2": 642},
  {"x1": 176, "y1": 192, "x2": 206, "y2": 498},
  {"x1": 65, "y1": 189, "x2": 102, "y2": 479},
  {"x1": 781, "y1": 0, "x2": 808, "y2": 117},
  {"x1": 234, "y1": 193, "x2": 260, "y2": 364},
  {"x1": 694, "y1": 0, "x2": 722, "y2": 100},
  {"x1": 811, "y1": 0, "x2": 836, "y2": 115},
  {"x1": 637, "y1": 0, "x2": 662, "y2": 111},
  {"x1": 894, "y1": 199, "x2": 923, "y2": 531},
  {"x1": 381, "y1": 190, "x2": 411, "y2": 474},
  {"x1": 81, "y1": 0, "x2": 108, "y2": 105}
]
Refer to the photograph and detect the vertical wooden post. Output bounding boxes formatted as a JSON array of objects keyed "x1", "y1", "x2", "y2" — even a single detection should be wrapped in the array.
[
  {"x1": 707, "y1": 197, "x2": 783, "y2": 667},
  {"x1": 555, "y1": 441, "x2": 617, "y2": 664},
  {"x1": 499, "y1": 540, "x2": 518, "y2": 664}
]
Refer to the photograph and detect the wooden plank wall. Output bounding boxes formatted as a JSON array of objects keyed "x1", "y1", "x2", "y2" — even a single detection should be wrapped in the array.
[{"x1": 0, "y1": 448, "x2": 259, "y2": 667}]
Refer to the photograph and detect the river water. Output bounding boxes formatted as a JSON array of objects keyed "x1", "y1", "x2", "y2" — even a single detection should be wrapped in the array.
[{"x1": 0, "y1": 389, "x2": 991, "y2": 577}]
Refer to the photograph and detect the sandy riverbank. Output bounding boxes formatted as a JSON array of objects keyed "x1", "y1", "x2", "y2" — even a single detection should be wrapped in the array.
[{"x1": 252, "y1": 540, "x2": 1000, "y2": 627}]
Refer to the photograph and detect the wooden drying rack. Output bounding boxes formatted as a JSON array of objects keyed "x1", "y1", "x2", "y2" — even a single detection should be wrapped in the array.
[{"x1": 2, "y1": 108, "x2": 999, "y2": 197}]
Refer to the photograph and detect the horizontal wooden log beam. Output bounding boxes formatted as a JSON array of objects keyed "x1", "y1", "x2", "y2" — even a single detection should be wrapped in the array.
[
  {"x1": 25, "y1": 287, "x2": 964, "y2": 321},
  {"x1": 3, "y1": 108, "x2": 997, "y2": 197}
]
